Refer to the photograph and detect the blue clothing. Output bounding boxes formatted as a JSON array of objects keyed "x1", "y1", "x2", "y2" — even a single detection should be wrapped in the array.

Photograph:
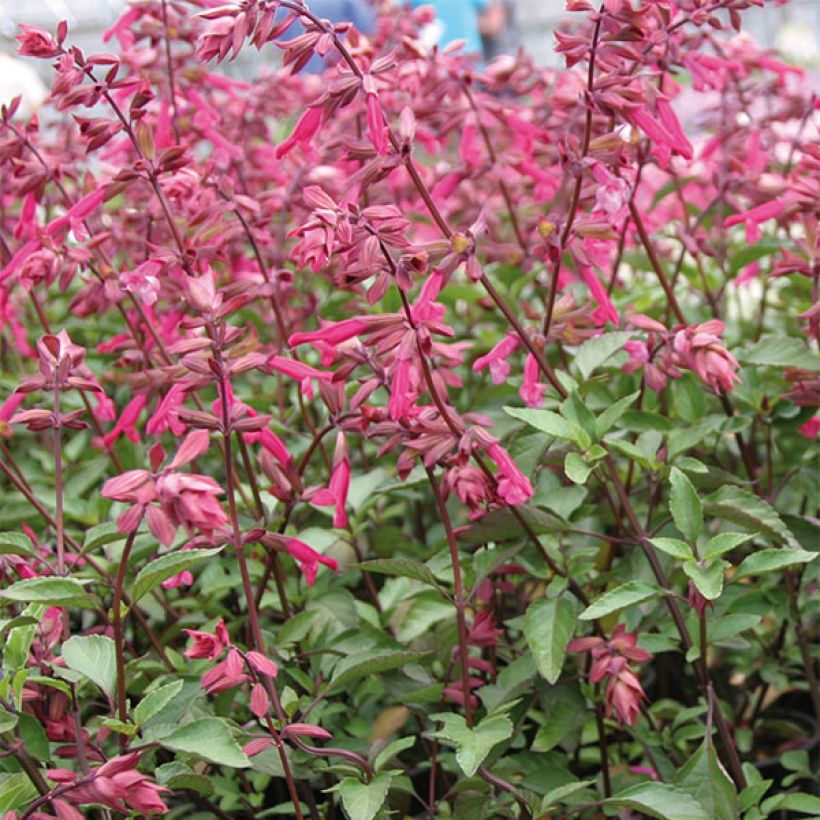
[{"x1": 411, "y1": 0, "x2": 488, "y2": 55}]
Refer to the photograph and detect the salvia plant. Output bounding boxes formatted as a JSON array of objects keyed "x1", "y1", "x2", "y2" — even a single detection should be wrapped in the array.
[{"x1": 0, "y1": 0, "x2": 817, "y2": 817}]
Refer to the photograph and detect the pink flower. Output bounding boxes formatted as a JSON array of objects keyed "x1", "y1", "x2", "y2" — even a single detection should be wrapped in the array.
[
  {"x1": 47, "y1": 754, "x2": 168, "y2": 815},
  {"x1": 487, "y1": 442, "x2": 533, "y2": 506},
  {"x1": 146, "y1": 383, "x2": 188, "y2": 437},
  {"x1": 283, "y1": 537, "x2": 338, "y2": 587},
  {"x1": 798, "y1": 415, "x2": 820, "y2": 439},
  {"x1": 311, "y1": 432, "x2": 351, "y2": 528},
  {"x1": 184, "y1": 619, "x2": 230, "y2": 660},
  {"x1": 672, "y1": 320, "x2": 741, "y2": 394},
  {"x1": 519, "y1": 353, "x2": 547, "y2": 407},
  {"x1": 581, "y1": 267, "x2": 619, "y2": 327},
  {"x1": 366, "y1": 92, "x2": 388, "y2": 156},
  {"x1": 473, "y1": 333, "x2": 521, "y2": 384},
  {"x1": 200, "y1": 648, "x2": 249, "y2": 694},
  {"x1": 724, "y1": 200, "x2": 784, "y2": 244},
  {"x1": 276, "y1": 107, "x2": 323, "y2": 159},
  {"x1": 99, "y1": 394, "x2": 147, "y2": 449},
  {"x1": 16, "y1": 24, "x2": 60, "y2": 58},
  {"x1": 250, "y1": 683, "x2": 270, "y2": 718}
]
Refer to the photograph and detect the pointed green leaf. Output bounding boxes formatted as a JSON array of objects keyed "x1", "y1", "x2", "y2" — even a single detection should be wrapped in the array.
[
  {"x1": 565, "y1": 452, "x2": 593, "y2": 485},
  {"x1": 703, "y1": 532, "x2": 755, "y2": 560},
  {"x1": 0, "y1": 772, "x2": 38, "y2": 813},
  {"x1": 355, "y1": 559, "x2": 441, "y2": 590},
  {"x1": 0, "y1": 532, "x2": 37, "y2": 557},
  {"x1": 130, "y1": 547, "x2": 222, "y2": 605},
  {"x1": 328, "y1": 651, "x2": 431, "y2": 693},
  {"x1": 604, "y1": 782, "x2": 710, "y2": 819},
  {"x1": 504, "y1": 406, "x2": 576, "y2": 441},
  {"x1": 734, "y1": 548, "x2": 816, "y2": 580},
  {"x1": 62, "y1": 635, "x2": 117, "y2": 699},
  {"x1": 739, "y1": 336, "x2": 820, "y2": 371},
  {"x1": 82, "y1": 522, "x2": 127, "y2": 553},
  {"x1": 134, "y1": 680, "x2": 185, "y2": 726},
  {"x1": 524, "y1": 596, "x2": 576, "y2": 684},
  {"x1": 682, "y1": 560, "x2": 728, "y2": 601},
  {"x1": 160, "y1": 718, "x2": 250, "y2": 768},
  {"x1": 574, "y1": 332, "x2": 633, "y2": 379},
  {"x1": 669, "y1": 467, "x2": 703, "y2": 542},
  {"x1": 596, "y1": 391, "x2": 640, "y2": 437},
  {"x1": 650, "y1": 537, "x2": 694, "y2": 561},
  {"x1": 675, "y1": 740, "x2": 738, "y2": 820},
  {"x1": 579, "y1": 581, "x2": 660, "y2": 621},
  {"x1": 429, "y1": 713, "x2": 513, "y2": 777},
  {"x1": 0, "y1": 577, "x2": 92, "y2": 608},
  {"x1": 705, "y1": 486, "x2": 798, "y2": 548},
  {"x1": 2, "y1": 604, "x2": 46, "y2": 673}
]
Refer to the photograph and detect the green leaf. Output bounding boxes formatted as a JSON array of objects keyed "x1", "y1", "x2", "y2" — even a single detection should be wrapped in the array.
[
  {"x1": 373, "y1": 736, "x2": 416, "y2": 772},
  {"x1": 62, "y1": 635, "x2": 117, "y2": 699},
  {"x1": 579, "y1": 580, "x2": 660, "y2": 621},
  {"x1": 333, "y1": 772, "x2": 393, "y2": 820},
  {"x1": 82, "y1": 521, "x2": 127, "y2": 553},
  {"x1": 761, "y1": 792, "x2": 820, "y2": 816},
  {"x1": 564, "y1": 453, "x2": 593, "y2": 485},
  {"x1": 2, "y1": 604, "x2": 46, "y2": 673},
  {"x1": 0, "y1": 577, "x2": 92, "y2": 608},
  {"x1": 430, "y1": 713, "x2": 513, "y2": 778},
  {"x1": 540, "y1": 780, "x2": 596, "y2": 812},
  {"x1": 0, "y1": 773, "x2": 38, "y2": 813},
  {"x1": 397, "y1": 593, "x2": 453, "y2": 642},
  {"x1": 160, "y1": 718, "x2": 250, "y2": 768},
  {"x1": 574, "y1": 332, "x2": 633, "y2": 379},
  {"x1": 596, "y1": 391, "x2": 640, "y2": 438},
  {"x1": 355, "y1": 559, "x2": 441, "y2": 590},
  {"x1": 134, "y1": 680, "x2": 185, "y2": 726},
  {"x1": 0, "y1": 532, "x2": 37, "y2": 557},
  {"x1": 739, "y1": 336, "x2": 820, "y2": 371},
  {"x1": 734, "y1": 548, "x2": 816, "y2": 580},
  {"x1": 604, "y1": 782, "x2": 710, "y2": 820},
  {"x1": 130, "y1": 547, "x2": 222, "y2": 605},
  {"x1": 705, "y1": 486, "x2": 799, "y2": 547},
  {"x1": 0, "y1": 706, "x2": 18, "y2": 733},
  {"x1": 649, "y1": 537, "x2": 694, "y2": 561},
  {"x1": 683, "y1": 560, "x2": 727, "y2": 601},
  {"x1": 675, "y1": 740, "x2": 738, "y2": 820},
  {"x1": 327, "y1": 651, "x2": 431, "y2": 693},
  {"x1": 524, "y1": 596, "x2": 576, "y2": 684},
  {"x1": 669, "y1": 467, "x2": 703, "y2": 543},
  {"x1": 703, "y1": 532, "x2": 755, "y2": 560},
  {"x1": 458, "y1": 505, "x2": 567, "y2": 545},
  {"x1": 17, "y1": 713, "x2": 49, "y2": 760},
  {"x1": 504, "y1": 406, "x2": 576, "y2": 441}
]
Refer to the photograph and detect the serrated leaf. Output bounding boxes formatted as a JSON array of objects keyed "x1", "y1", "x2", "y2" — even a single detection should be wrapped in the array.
[
  {"x1": 504, "y1": 406, "x2": 576, "y2": 441},
  {"x1": 327, "y1": 651, "x2": 431, "y2": 693},
  {"x1": 2, "y1": 604, "x2": 46, "y2": 673},
  {"x1": 596, "y1": 391, "x2": 640, "y2": 437},
  {"x1": 134, "y1": 680, "x2": 184, "y2": 726},
  {"x1": 160, "y1": 718, "x2": 250, "y2": 768},
  {"x1": 333, "y1": 772, "x2": 393, "y2": 820},
  {"x1": 373, "y1": 736, "x2": 416, "y2": 772},
  {"x1": 540, "y1": 780, "x2": 596, "y2": 811},
  {"x1": 0, "y1": 532, "x2": 37, "y2": 557},
  {"x1": 669, "y1": 467, "x2": 703, "y2": 542},
  {"x1": 704, "y1": 486, "x2": 798, "y2": 548},
  {"x1": 734, "y1": 548, "x2": 816, "y2": 580},
  {"x1": 82, "y1": 521, "x2": 127, "y2": 553},
  {"x1": 703, "y1": 532, "x2": 754, "y2": 560},
  {"x1": 62, "y1": 635, "x2": 117, "y2": 699},
  {"x1": 130, "y1": 547, "x2": 222, "y2": 605},
  {"x1": 355, "y1": 559, "x2": 441, "y2": 590},
  {"x1": 564, "y1": 452, "x2": 593, "y2": 485},
  {"x1": 430, "y1": 713, "x2": 513, "y2": 777},
  {"x1": 649, "y1": 537, "x2": 694, "y2": 561},
  {"x1": 579, "y1": 581, "x2": 660, "y2": 621},
  {"x1": 739, "y1": 336, "x2": 820, "y2": 371},
  {"x1": 604, "y1": 782, "x2": 710, "y2": 819},
  {"x1": 0, "y1": 577, "x2": 92, "y2": 608},
  {"x1": 574, "y1": 332, "x2": 633, "y2": 379},
  {"x1": 524, "y1": 596, "x2": 576, "y2": 684},
  {"x1": 683, "y1": 560, "x2": 727, "y2": 600}
]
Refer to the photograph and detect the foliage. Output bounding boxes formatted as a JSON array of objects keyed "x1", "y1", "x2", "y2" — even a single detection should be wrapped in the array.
[{"x1": 0, "y1": 0, "x2": 817, "y2": 817}]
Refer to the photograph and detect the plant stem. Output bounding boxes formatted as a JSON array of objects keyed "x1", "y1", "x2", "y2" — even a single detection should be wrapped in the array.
[{"x1": 113, "y1": 526, "x2": 140, "y2": 746}]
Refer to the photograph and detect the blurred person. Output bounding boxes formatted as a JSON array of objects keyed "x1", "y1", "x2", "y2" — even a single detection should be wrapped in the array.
[
  {"x1": 0, "y1": 52, "x2": 47, "y2": 118},
  {"x1": 411, "y1": 0, "x2": 490, "y2": 56},
  {"x1": 479, "y1": 0, "x2": 516, "y2": 61}
]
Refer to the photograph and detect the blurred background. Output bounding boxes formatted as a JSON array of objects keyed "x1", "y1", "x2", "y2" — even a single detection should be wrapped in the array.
[{"x1": 1, "y1": 0, "x2": 818, "y2": 112}]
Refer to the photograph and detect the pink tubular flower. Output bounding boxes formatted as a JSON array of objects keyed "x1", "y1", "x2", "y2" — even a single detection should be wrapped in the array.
[
  {"x1": 798, "y1": 415, "x2": 820, "y2": 439},
  {"x1": 519, "y1": 353, "x2": 547, "y2": 407},
  {"x1": 146, "y1": 383, "x2": 187, "y2": 436},
  {"x1": 311, "y1": 432, "x2": 351, "y2": 528},
  {"x1": 672, "y1": 320, "x2": 741, "y2": 394},
  {"x1": 268, "y1": 354, "x2": 333, "y2": 398},
  {"x1": 366, "y1": 92, "x2": 388, "y2": 156},
  {"x1": 581, "y1": 266, "x2": 619, "y2": 327},
  {"x1": 283, "y1": 537, "x2": 338, "y2": 587},
  {"x1": 486, "y1": 442, "x2": 533, "y2": 506},
  {"x1": 184, "y1": 619, "x2": 230, "y2": 660},
  {"x1": 472, "y1": 333, "x2": 521, "y2": 384},
  {"x1": 724, "y1": 200, "x2": 784, "y2": 244},
  {"x1": 200, "y1": 648, "x2": 249, "y2": 694},
  {"x1": 275, "y1": 106, "x2": 323, "y2": 159},
  {"x1": 288, "y1": 317, "x2": 372, "y2": 348},
  {"x1": 16, "y1": 24, "x2": 59, "y2": 58},
  {"x1": 47, "y1": 754, "x2": 168, "y2": 815},
  {"x1": 99, "y1": 394, "x2": 147, "y2": 449},
  {"x1": 569, "y1": 624, "x2": 652, "y2": 725}
]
